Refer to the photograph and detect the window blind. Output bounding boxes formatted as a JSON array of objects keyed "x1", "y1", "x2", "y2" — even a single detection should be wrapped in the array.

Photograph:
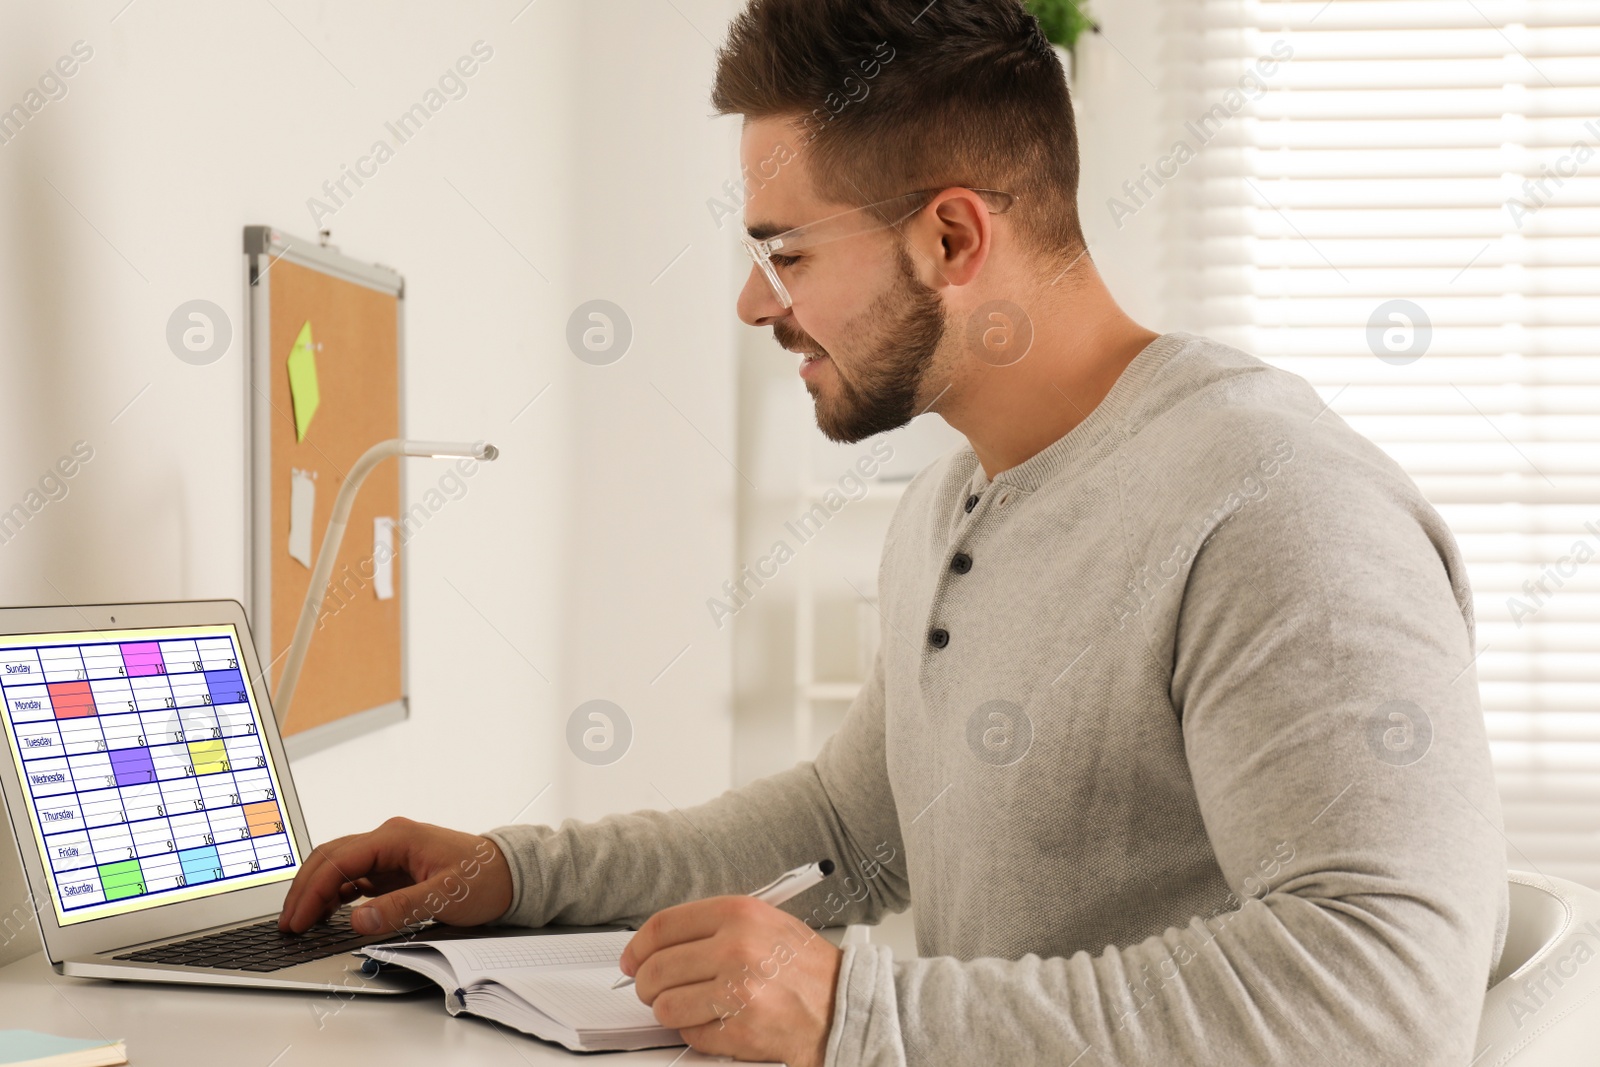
[{"x1": 1163, "y1": 0, "x2": 1600, "y2": 886}]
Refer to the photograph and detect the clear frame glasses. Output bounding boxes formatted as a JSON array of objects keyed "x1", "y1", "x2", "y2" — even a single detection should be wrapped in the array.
[{"x1": 739, "y1": 187, "x2": 1017, "y2": 308}]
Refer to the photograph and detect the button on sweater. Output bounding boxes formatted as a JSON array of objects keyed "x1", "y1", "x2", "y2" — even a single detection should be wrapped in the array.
[{"x1": 485, "y1": 331, "x2": 1509, "y2": 1066}]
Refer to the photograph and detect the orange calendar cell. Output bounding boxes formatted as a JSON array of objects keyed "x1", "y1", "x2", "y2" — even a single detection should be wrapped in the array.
[{"x1": 243, "y1": 802, "x2": 283, "y2": 838}]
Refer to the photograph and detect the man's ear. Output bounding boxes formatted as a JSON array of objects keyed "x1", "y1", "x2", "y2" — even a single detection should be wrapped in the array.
[{"x1": 913, "y1": 189, "x2": 994, "y2": 290}]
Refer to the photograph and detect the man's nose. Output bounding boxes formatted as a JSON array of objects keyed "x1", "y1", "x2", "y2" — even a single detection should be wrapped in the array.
[{"x1": 737, "y1": 264, "x2": 788, "y2": 327}]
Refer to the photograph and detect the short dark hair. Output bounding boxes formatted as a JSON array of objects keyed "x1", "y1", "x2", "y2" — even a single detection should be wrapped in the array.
[{"x1": 711, "y1": 0, "x2": 1085, "y2": 270}]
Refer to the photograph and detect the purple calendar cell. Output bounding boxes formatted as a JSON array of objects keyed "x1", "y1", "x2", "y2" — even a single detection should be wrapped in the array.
[
  {"x1": 203, "y1": 669, "x2": 248, "y2": 706},
  {"x1": 110, "y1": 747, "x2": 156, "y2": 788},
  {"x1": 119, "y1": 642, "x2": 166, "y2": 677}
]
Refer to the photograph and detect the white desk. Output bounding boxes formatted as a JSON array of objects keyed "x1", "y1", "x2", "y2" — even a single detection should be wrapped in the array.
[{"x1": 0, "y1": 949, "x2": 785, "y2": 1065}]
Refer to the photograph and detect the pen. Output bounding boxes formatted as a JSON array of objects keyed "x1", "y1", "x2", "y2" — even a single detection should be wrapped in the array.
[{"x1": 610, "y1": 858, "x2": 835, "y2": 989}]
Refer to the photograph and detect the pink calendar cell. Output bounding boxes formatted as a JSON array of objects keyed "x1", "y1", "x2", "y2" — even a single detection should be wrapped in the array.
[{"x1": 118, "y1": 642, "x2": 167, "y2": 677}]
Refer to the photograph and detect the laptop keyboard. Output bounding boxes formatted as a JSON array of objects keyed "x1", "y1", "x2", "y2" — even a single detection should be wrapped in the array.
[{"x1": 111, "y1": 905, "x2": 381, "y2": 973}]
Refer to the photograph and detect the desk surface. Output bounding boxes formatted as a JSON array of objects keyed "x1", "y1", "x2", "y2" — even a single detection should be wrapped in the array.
[{"x1": 0, "y1": 950, "x2": 781, "y2": 1065}]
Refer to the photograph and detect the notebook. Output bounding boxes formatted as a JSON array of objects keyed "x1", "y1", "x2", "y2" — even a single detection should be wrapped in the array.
[
  {"x1": 0, "y1": 1032, "x2": 126, "y2": 1067},
  {"x1": 360, "y1": 931, "x2": 681, "y2": 1052}
]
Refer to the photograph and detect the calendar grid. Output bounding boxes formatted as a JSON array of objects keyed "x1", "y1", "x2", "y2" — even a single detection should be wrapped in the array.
[{"x1": 2, "y1": 627, "x2": 297, "y2": 921}]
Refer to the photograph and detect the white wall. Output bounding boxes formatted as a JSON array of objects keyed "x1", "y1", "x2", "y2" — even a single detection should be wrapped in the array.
[
  {"x1": 1072, "y1": 2, "x2": 1173, "y2": 328},
  {"x1": 555, "y1": 0, "x2": 740, "y2": 823},
  {"x1": 0, "y1": 0, "x2": 738, "y2": 967}
]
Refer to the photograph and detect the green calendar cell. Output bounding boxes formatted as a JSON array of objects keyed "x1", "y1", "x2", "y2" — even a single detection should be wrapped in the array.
[{"x1": 97, "y1": 859, "x2": 145, "y2": 901}]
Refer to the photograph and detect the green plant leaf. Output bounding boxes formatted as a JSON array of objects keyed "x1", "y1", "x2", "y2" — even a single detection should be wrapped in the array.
[{"x1": 1025, "y1": 0, "x2": 1096, "y2": 52}]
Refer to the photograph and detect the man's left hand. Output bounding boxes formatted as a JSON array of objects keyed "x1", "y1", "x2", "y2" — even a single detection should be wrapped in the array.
[{"x1": 619, "y1": 895, "x2": 842, "y2": 1066}]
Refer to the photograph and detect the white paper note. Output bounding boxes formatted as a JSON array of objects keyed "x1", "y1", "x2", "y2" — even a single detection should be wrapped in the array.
[
  {"x1": 373, "y1": 516, "x2": 395, "y2": 600},
  {"x1": 288, "y1": 468, "x2": 315, "y2": 568}
]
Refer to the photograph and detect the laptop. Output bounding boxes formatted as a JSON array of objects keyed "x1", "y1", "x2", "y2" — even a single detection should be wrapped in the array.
[{"x1": 0, "y1": 599, "x2": 428, "y2": 993}]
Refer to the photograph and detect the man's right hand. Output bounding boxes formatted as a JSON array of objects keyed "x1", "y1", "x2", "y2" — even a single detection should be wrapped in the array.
[{"x1": 276, "y1": 816, "x2": 514, "y2": 935}]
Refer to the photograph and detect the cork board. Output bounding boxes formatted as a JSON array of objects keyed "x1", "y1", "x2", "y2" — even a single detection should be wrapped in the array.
[{"x1": 253, "y1": 251, "x2": 403, "y2": 739}]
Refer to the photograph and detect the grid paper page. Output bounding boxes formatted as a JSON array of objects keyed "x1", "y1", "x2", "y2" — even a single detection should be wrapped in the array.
[
  {"x1": 367, "y1": 930, "x2": 637, "y2": 983},
  {"x1": 500, "y1": 966, "x2": 667, "y2": 1032},
  {"x1": 451, "y1": 930, "x2": 633, "y2": 972}
]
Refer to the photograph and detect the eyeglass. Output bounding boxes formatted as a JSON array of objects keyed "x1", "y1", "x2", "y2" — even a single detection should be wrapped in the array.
[{"x1": 739, "y1": 187, "x2": 1017, "y2": 308}]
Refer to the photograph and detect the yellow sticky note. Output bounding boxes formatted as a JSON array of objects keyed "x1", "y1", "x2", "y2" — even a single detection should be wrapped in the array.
[{"x1": 287, "y1": 320, "x2": 320, "y2": 442}]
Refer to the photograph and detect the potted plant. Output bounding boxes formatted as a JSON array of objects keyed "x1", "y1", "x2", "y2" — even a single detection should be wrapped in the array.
[{"x1": 1025, "y1": 0, "x2": 1098, "y2": 81}]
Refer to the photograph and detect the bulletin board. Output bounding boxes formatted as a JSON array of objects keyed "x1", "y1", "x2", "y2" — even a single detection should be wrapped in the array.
[{"x1": 243, "y1": 226, "x2": 406, "y2": 755}]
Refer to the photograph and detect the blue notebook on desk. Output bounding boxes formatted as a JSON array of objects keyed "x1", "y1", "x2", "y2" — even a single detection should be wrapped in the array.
[{"x1": 0, "y1": 1032, "x2": 125, "y2": 1067}]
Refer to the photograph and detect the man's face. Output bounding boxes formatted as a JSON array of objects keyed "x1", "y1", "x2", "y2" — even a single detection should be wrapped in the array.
[{"x1": 736, "y1": 117, "x2": 949, "y2": 443}]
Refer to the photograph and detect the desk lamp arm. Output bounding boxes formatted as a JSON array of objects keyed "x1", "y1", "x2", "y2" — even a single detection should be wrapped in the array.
[{"x1": 272, "y1": 438, "x2": 499, "y2": 726}]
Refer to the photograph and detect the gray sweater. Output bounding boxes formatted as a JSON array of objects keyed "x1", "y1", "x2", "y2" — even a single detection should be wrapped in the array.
[{"x1": 485, "y1": 331, "x2": 1509, "y2": 1066}]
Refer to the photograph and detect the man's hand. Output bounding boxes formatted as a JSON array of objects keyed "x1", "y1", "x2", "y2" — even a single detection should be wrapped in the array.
[
  {"x1": 620, "y1": 896, "x2": 842, "y2": 1067},
  {"x1": 277, "y1": 816, "x2": 513, "y2": 935}
]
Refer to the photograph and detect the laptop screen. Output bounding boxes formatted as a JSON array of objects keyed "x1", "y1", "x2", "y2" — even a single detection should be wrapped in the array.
[{"x1": 0, "y1": 623, "x2": 301, "y2": 927}]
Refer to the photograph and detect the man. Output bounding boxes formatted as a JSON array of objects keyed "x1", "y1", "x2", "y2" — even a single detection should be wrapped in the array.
[{"x1": 279, "y1": 2, "x2": 1509, "y2": 1063}]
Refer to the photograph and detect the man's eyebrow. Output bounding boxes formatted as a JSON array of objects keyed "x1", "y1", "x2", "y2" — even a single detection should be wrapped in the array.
[{"x1": 745, "y1": 221, "x2": 790, "y2": 242}]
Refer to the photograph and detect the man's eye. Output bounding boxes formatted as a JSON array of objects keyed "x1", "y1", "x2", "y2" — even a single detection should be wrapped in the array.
[{"x1": 770, "y1": 253, "x2": 800, "y2": 269}]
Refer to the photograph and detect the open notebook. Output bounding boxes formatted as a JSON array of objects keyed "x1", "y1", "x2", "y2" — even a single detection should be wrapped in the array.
[{"x1": 360, "y1": 931, "x2": 680, "y2": 1052}]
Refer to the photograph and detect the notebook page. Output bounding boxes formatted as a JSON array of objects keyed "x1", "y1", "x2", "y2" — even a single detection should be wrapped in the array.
[
  {"x1": 498, "y1": 966, "x2": 669, "y2": 1032},
  {"x1": 367, "y1": 930, "x2": 633, "y2": 987},
  {"x1": 360, "y1": 943, "x2": 457, "y2": 990},
  {"x1": 448, "y1": 931, "x2": 634, "y2": 973}
]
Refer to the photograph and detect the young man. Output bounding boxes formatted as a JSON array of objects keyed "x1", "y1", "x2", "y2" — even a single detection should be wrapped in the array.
[{"x1": 279, "y1": 2, "x2": 1509, "y2": 1063}]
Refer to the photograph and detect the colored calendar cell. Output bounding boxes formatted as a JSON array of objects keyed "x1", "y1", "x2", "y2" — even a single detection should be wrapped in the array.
[
  {"x1": 98, "y1": 859, "x2": 145, "y2": 901},
  {"x1": 118, "y1": 642, "x2": 166, "y2": 677},
  {"x1": 243, "y1": 801, "x2": 283, "y2": 838},
  {"x1": 109, "y1": 747, "x2": 156, "y2": 788},
  {"x1": 203, "y1": 669, "x2": 248, "y2": 706},
  {"x1": 178, "y1": 845, "x2": 223, "y2": 886},
  {"x1": 47, "y1": 681, "x2": 96, "y2": 719},
  {"x1": 2, "y1": 627, "x2": 298, "y2": 921},
  {"x1": 187, "y1": 739, "x2": 229, "y2": 775}
]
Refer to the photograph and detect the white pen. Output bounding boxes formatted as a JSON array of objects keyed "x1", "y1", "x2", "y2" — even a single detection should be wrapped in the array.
[{"x1": 610, "y1": 858, "x2": 836, "y2": 989}]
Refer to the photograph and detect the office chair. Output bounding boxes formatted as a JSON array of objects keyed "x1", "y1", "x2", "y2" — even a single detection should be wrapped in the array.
[{"x1": 1473, "y1": 870, "x2": 1600, "y2": 1064}]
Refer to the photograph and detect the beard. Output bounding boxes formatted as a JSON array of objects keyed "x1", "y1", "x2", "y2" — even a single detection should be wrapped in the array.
[{"x1": 775, "y1": 244, "x2": 947, "y2": 443}]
